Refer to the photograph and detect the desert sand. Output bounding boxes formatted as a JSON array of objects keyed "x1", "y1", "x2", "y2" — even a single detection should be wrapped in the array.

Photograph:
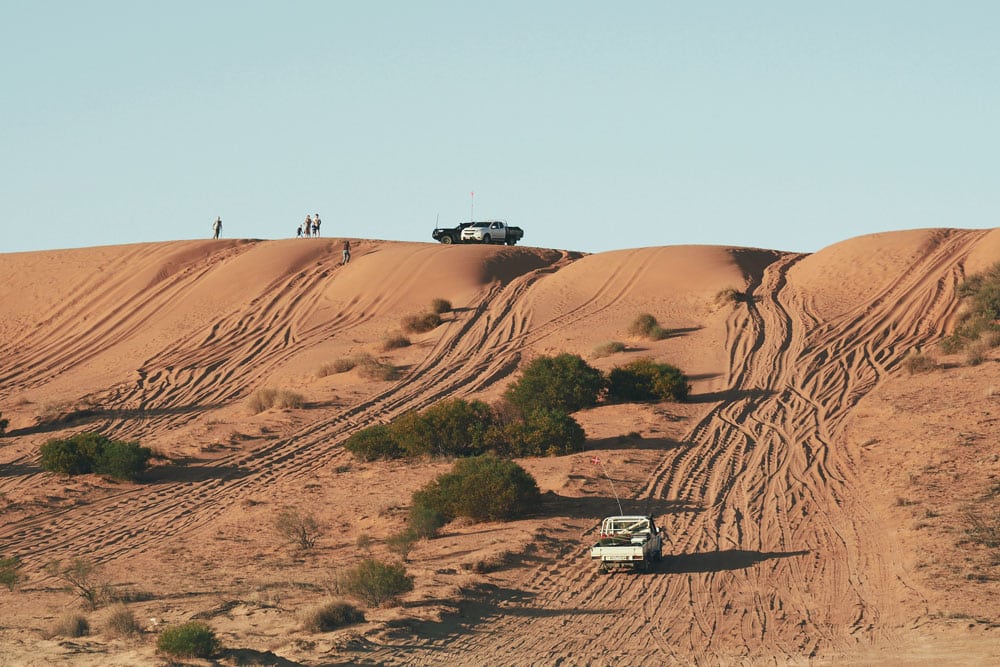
[{"x1": 1, "y1": 229, "x2": 999, "y2": 665}]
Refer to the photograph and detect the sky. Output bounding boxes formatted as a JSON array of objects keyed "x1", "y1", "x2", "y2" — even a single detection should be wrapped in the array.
[{"x1": 2, "y1": 1, "x2": 998, "y2": 255}]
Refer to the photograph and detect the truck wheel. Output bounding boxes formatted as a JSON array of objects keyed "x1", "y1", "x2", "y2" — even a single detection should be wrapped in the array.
[
  {"x1": 441, "y1": 235, "x2": 453, "y2": 244},
  {"x1": 483, "y1": 234, "x2": 491, "y2": 244},
  {"x1": 506, "y1": 239, "x2": 517, "y2": 246}
]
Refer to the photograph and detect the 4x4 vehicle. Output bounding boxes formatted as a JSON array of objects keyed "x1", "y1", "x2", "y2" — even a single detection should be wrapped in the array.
[
  {"x1": 459, "y1": 220, "x2": 524, "y2": 245},
  {"x1": 431, "y1": 222, "x2": 474, "y2": 244}
]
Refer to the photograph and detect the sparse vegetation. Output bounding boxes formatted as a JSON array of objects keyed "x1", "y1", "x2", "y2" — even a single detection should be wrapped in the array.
[
  {"x1": 274, "y1": 509, "x2": 323, "y2": 550},
  {"x1": 39, "y1": 433, "x2": 151, "y2": 481},
  {"x1": 381, "y1": 333, "x2": 411, "y2": 351},
  {"x1": 402, "y1": 311, "x2": 442, "y2": 333},
  {"x1": 591, "y1": 341, "x2": 626, "y2": 358},
  {"x1": 156, "y1": 621, "x2": 220, "y2": 659},
  {"x1": 318, "y1": 357, "x2": 357, "y2": 377},
  {"x1": 628, "y1": 313, "x2": 671, "y2": 340},
  {"x1": 504, "y1": 353, "x2": 605, "y2": 414},
  {"x1": 334, "y1": 558, "x2": 414, "y2": 608},
  {"x1": 412, "y1": 455, "x2": 541, "y2": 523},
  {"x1": 430, "y1": 298, "x2": 452, "y2": 314},
  {"x1": 355, "y1": 354, "x2": 400, "y2": 381},
  {"x1": 344, "y1": 423, "x2": 404, "y2": 461},
  {"x1": 247, "y1": 388, "x2": 306, "y2": 414},
  {"x1": 715, "y1": 287, "x2": 743, "y2": 306},
  {"x1": 964, "y1": 510, "x2": 1000, "y2": 549},
  {"x1": 606, "y1": 358, "x2": 690, "y2": 402},
  {"x1": 52, "y1": 613, "x2": 89, "y2": 638},
  {"x1": 940, "y1": 262, "x2": 1000, "y2": 353},
  {"x1": 45, "y1": 557, "x2": 112, "y2": 609},
  {"x1": 302, "y1": 600, "x2": 365, "y2": 632},
  {"x1": 103, "y1": 604, "x2": 140, "y2": 638},
  {"x1": 0, "y1": 555, "x2": 23, "y2": 591},
  {"x1": 903, "y1": 352, "x2": 937, "y2": 374},
  {"x1": 492, "y1": 407, "x2": 586, "y2": 457},
  {"x1": 0, "y1": 410, "x2": 7, "y2": 436},
  {"x1": 966, "y1": 341, "x2": 988, "y2": 366}
]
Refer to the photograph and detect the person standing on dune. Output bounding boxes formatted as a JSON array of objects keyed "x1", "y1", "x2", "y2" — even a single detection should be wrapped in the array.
[
  {"x1": 313, "y1": 213, "x2": 321, "y2": 237},
  {"x1": 342, "y1": 239, "x2": 351, "y2": 265},
  {"x1": 212, "y1": 217, "x2": 222, "y2": 239},
  {"x1": 303, "y1": 214, "x2": 312, "y2": 238}
]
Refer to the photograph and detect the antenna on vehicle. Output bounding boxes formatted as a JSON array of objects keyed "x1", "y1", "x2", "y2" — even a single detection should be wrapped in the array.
[
  {"x1": 589, "y1": 455, "x2": 623, "y2": 515},
  {"x1": 470, "y1": 190, "x2": 474, "y2": 221}
]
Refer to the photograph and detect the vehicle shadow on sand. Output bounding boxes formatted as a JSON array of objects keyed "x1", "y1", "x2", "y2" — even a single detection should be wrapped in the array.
[{"x1": 661, "y1": 548, "x2": 810, "y2": 574}]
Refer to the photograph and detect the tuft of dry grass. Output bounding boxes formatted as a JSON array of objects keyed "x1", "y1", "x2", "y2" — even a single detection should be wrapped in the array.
[
  {"x1": 103, "y1": 604, "x2": 140, "y2": 638},
  {"x1": 247, "y1": 389, "x2": 306, "y2": 414},
  {"x1": 301, "y1": 600, "x2": 365, "y2": 633},
  {"x1": 355, "y1": 355, "x2": 399, "y2": 381},
  {"x1": 402, "y1": 312, "x2": 442, "y2": 334},
  {"x1": 318, "y1": 358, "x2": 357, "y2": 377},
  {"x1": 380, "y1": 333, "x2": 411, "y2": 351},
  {"x1": 430, "y1": 298, "x2": 452, "y2": 314},
  {"x1": 903, "y1": 352, "x2": 937, "y2": 374},
  {"x1": 52, "y1": 613, "x2": 89, "y2": 638},
  {"x1": 591, "y1": 341, "x2": 626, "y2": 359}
]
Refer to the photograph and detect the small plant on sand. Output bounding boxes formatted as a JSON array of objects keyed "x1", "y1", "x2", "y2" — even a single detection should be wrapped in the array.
[
  {"x1": 52, "y1": 613, "x2": 89, "y2": 638},
  {"x1": 628, "y1": 313, "x2": 671, "y2": 340},
  {"x1": 903, "y1": 352, "x2": 937, "y2": 375},
  {"x1": 247, "y1": 388, "x2": 306, "y2": 414},
  {"x1": 273, "y1": 509, "x2": 323, "y2": 551},
  {"x1": 302, "y1": 600, "x2": 365, "y2": 632},
  {"x1": 156, "y1": 621, "x2": 220, "y2": 659},
  {"x1": 334, "y1": 558, "x2": 414, "y2": 608},
  {"x1": 317, "y1": 357, "x2": 357, "y2": 377},
  {"x1": 0, "y1": 555, "x2": 23, "y2": 591},
  {"x1": 103, "y1": 604, "x2": 140, "y2": 638},
  {"x1": 402, "y1": 311, "x2": 442, "y2": 334},
  {"x1": 966, "y1": 341, "x2": 989, "y2": 367},
  {"x1": 591, "y1": 341, "x2": 626, "y2": 359},
  {"x1": 355, "y1": 355, "x2": 400, "y2": 381},
  {"x1": 430, "y1": 298, "x2": 452, "y2": 314},
  {"x1": 714, "y1": 287, "x2": 744, "y2": 306},
  {"x1": 0, "y1": 410, "x2": 7, "y2": 436},
  {"x1": 45, "y1": 558, "x2": 113, "y2": 609},
  {"x1": 380, "y1": 333, "x2": 411, "y2": 351}
]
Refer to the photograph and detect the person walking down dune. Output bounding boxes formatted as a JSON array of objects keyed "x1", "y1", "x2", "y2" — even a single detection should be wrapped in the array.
[
  {"x1": 303, "y1": 215, "x2": 312, "y2": 237},
  {"x1": 212, "y1": 217, "x2": 222, "y2": 239},
  {"x1": 313, "y1": 213, "x2": 321, "y2": 237},
  {"x1": 341, "y1": 239, "x2": 351, "y2": 265}
]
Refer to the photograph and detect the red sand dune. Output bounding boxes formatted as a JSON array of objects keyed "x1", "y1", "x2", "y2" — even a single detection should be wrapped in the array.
[{"x1": 1, "y1": 229, "x2": 999, "y2": 665}]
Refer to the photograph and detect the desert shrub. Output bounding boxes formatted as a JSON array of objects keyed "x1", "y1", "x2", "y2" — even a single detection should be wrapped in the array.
[
  {"x1": 408, "y1": 504, "x2": 447, "y2": 539},
  {"x1": 156, "y1": 621, "x2": 219, "y2": 659},
  {"x1": 318, "y1": 358, "x2": 356, "y2": 377},
  {"x1": 966, "y1": 341, "x2": 988, "y2": 367},
  {"x1": 0, "y1": 411, "x2": 7, "y2": 436},
  {"x1": 355, "y1": 355, "x2": 400, "y2": 381},
  {"x1": 413, "y1": 455, "x2": 540, "y2": 523},
  {"x1": 275, "y1": 389, "x2": 305, "y2": 409},
  {"x1": 39, "y1": 433, "x2": 150, "y2": 481},
  {"x1": 45, "y1": 558, "x2": 112, "y2": 609},
  {"x1": 606, "y1": 358, "x2": 689, "y2": 402},
  {"x1": 591, "y1": 341, "x2": 626, "y2": 359},
  {"x1": 430, "y1": 298, "x2": 452, "y2": 314},
  {"x1": 402, "y1": 311, "x2": 442, "y2": 333},
  {"x1": 302, "y1": 600, "x2": 365, "y2": 632},
  {"x1": 385, "y1": 531, "x2": 416, "y2": 560},
  {"x1": 504, "y1": 353, "x2": 605, "y2": 414},
  {"x1": 903, "y1": 352, "x2": 937, "y2": 374},
  {"x1": 381, "y1": 333, "x2": 411, "y2": 351},
  {"x1": 248, "y1": 388, "x2": 305, "y2": 413},
  {"x1": 944, "y1": 264, "x2": 1000, "y2": 352},
  {"x1": 103, "y1": 604, "x2": 140, "y2": 638},
  {"x1": 53, "y1": 613, "x2": 89, "y2": 638},
  {"x1": 715, "y1": 287, "x2": 743, "y2": 306},
  {"x1": 0, "y1": 555, "x2": 23, "y2": 591},
  {"x1": 494, "y1": 409, "x2": 586, "y2": 457},
  {"x1": 964, "y1": 510, "x2": 1000, "y2": 549},
  {"x1": 337, "y1": 558, "x2": 414, "y2": 608},
  {"x1": 628, "y1": 313, "x2": 670, "y2": 340},
  {"x1": 396, "y1": 399, "x2": 494, "y2": 458},
  {"x1": 344, "y1": 423, "x2": 403, "y2": 461},
  {"x1": 274, "y1": 509, "x2": 323, "y2": 550}
]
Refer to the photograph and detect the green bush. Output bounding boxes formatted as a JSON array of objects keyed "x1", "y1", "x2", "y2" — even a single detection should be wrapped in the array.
[
  {"x1": 504, "y1": 354, "x2": 605, "y2": 414},
  {"x1": 337, "y1": 558, "x2": 414, "y2": 608},
  {"x1": 430, "y1": 298, "x2": 452, "y2": 314},
  {"x1": 944, "y1": 263, "x2": 1000, "y2": 353},
  {"x1": 628, "y1": 313, "x2": 670, "y2": 340},
  {"x1": 39, "y1": 433, "x2": 151, "y2": 481},
  {"x1": 408, "y1": 504, "x2": 447, "y2": 539},
  {"x1": 413, "y1": 455, "x2": 541, "y2": 523},
  {"x1": 302, "y1": 600, "x2": 365, "y2": 632},
  {"x1": 396, "y1": 399, "x2": 494, "y2": 458},
  {"x1": 156, "y1": 621, "x2": 219, "y2": 659},
  {"x1": 402, "y1": 312, "x2": 442, "y2": 333},
  {"x1": 606, "y1": 358, "x2": 689, "y2": 402},
  {"x1": 0, "y1": 555, "x2": 23, "y2": 591},
  {"x1": 494, "y1": 409, "x2": 586, "y2": 457},
  {"x1": 344, "y1": 423, "x2": 403, "y2": 461}
]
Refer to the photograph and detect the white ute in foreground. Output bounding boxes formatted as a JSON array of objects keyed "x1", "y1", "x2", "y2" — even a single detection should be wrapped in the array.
[{"x1": 590, "y1": 515, "x2": 664, "y2": 573}]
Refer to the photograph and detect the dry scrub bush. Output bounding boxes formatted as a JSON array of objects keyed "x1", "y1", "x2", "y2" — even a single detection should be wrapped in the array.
[
  {"x1": 381, "y1": 333, "x2": 411, "y2": 351},
  {"x1": 903, "y1": 352, "x2": 937, "y2": 374},
  {"x1": 103, "y1": 604, "x2": 140, "y2": 638},
  {"x1": 302, "y1": 600, "x2": 365, "y2": 632},
  {"x1": 52, "y1": 613, "x2": 89, "y2": 638},
  {"x1": 966, "y1": 341, "x2": 988, "y2": 367},
  {"x1": 628, "y1": 313, "x2": 670, "y2": 340},
  {"x1": 0, "y1": 555, "x2": 23, "y2": 591},
  {"x1": 355, "y1": 355, "x2": 399, "y2": 381},
  {"x1": 317, "y1": 358, "x2": 357, "y2": 377},
  {"x1": 591, "y1": 341, "x2": 626, "y2": 358},
  {"x1": 274, "y1": 509, "x2": 323, "y2": 550},
  {"x1": 45, "y1": 558, "x2": 113, "y2": 609},
  {"x1": 402, "y1": 312, "x2": 442, "y2": 333},
  {"x1": 247, "y1": 388, "x2": 306, "y2": 413},
  {"x1": 430, "y1": 298, "x2": 452, "y2": 314},
  {"x1": 714, "y1": 287, "x2": 743, "y2": 306}
]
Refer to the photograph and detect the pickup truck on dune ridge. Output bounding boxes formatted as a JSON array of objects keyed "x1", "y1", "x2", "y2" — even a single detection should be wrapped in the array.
[{"x1": 459, "y1": 220, "x2": 524, "y2": 245}]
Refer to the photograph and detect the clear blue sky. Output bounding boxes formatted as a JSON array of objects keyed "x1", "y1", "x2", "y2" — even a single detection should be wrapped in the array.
[{"x1": 2, "y1": 2, "x2": 997, "y2": 254}]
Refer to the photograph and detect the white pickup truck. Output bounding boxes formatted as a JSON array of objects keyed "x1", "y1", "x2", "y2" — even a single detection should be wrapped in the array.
[
  {"x1": 590, "y1": 515, "x2": 664, "y2": 573},
  {"x1": 459, "y1": 220, "x2": 524, "y2": 245}
]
